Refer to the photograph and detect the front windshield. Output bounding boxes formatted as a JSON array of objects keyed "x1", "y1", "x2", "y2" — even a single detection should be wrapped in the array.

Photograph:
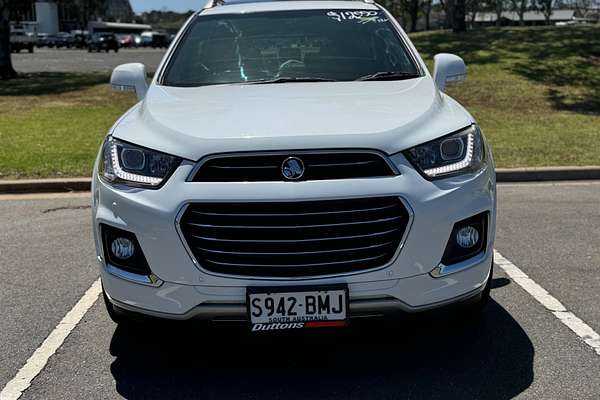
[{"x1": 163, "y1": 9, "x2": 420, "y2": 87}]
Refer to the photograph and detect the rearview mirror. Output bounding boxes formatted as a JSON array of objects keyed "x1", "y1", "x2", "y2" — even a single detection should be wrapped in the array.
[
  {"x1": 111, "y1": 63, "x2": 148, "y2": 101},
  {"x1": 433, "y1": 53, "x2": 466, "y2": 92}
]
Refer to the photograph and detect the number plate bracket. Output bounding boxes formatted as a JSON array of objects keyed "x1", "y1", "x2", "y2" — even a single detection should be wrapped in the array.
[{"x1": 246, "y1": 284, "x2": 349, "y2": 331}]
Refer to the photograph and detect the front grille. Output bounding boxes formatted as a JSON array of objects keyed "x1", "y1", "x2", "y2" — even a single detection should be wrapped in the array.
[
  {"x1": 192, "y1": 152, "x2": 396, "y2": 182},
  {"x1": 178, "y1": 197, "x2": 409, "y2": 277}
]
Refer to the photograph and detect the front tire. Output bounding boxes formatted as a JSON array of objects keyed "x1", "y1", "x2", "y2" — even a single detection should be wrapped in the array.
[
  {"x1": 461, "y1": 259, "x2": 493, "y2": 318},
  {"x1": 479, "y1": 259, "x2": 493, "y2": 305},
  {"x1": 102, "y1": 286, "x2": 131, "y2": 326}
]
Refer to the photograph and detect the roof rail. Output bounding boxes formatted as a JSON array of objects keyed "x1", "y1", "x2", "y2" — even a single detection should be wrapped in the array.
[
  {"x1": 205, "y1": 0, "x2": 375, "y2": 9},
  {"x1": 203, "y1": 0, "x2": 220, "y2": 8}
]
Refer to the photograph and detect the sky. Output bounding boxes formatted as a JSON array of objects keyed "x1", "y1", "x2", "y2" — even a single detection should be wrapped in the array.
[
  {"x1": 130, "y1": 0, "x2": 600, "y2": 12},
  {"x1": 129, "y1": 0, "x2": 206, "y2": 13}
]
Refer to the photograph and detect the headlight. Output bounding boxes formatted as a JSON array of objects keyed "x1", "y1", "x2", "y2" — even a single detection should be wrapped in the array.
[
  {"x1": 99, "y1": 136, "x2": 181, "y2": 188},
  {"x1": 404, "y1": 125, "x2": 485, "y2": 179}
]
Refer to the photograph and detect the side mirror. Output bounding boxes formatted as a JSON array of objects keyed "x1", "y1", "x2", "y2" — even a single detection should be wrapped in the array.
[
  {"x1": 111, "y1": 63, "x2": 148, "y2": 101},
  {"x1": 433, "y1": 53, "x2": 466, "y2": 92}
]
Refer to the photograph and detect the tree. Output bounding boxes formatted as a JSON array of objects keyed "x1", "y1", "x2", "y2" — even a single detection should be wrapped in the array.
[
  {"x1": 453, "y1": 0, "x2": 467, "y2": 31},
  {"x1": 422, "y1": 0, "x2": 433, "y2": 30},
  {"x1": 0, "y1": 0, "x2": 16, "y2": 79},
  {"x1": 491, "y1": 0, "x2": 508, "y2": 26},
  {"x1": 399, "y1": 0, "x2": 423, "y2": 32},
  {"x1": 440, "y1": 0, "x2": 468, "y2": 32},
  {"x1": 510, "y1": 0, "x2": 529, "y2": 25},
  {"x1": 439, "y1": 0, "x2": 453, "y2": 29},
  {"x1": 73, "y1": 0, "x2": 109, "y2": 30},
  {"x1": 466, "y1": 0, "x2": 483, "y2": 27},
  {"x1": 573, "y1": 0, "x2": 592, "y2": 15},
  {"x1": 536, "y1": 0, "x2": 554, "y2": 23}
]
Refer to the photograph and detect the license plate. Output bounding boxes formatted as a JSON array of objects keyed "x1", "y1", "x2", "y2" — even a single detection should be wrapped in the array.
[{"x1": 247, "y1": 285, "x2": 348, "y2": 331}]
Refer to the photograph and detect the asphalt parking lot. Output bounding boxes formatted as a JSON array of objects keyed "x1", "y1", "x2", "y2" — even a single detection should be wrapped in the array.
[
  {"x1": 0, "y1": 181, "x2": 599, "y2": 399},
  {"x1": 12, "y1": 48, "x2": 166, "y2": 74}
]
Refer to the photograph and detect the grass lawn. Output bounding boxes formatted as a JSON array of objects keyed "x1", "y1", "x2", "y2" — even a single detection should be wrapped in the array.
[
  {"x1": 411, "y1": 26, "x2": 600, "y2": 167},
  {"x1": 0, "y1": 26, "x2": 599, "y2": 179},
  {"x1": 0, "y1": 74, "x2": 135, "y2": 179}
]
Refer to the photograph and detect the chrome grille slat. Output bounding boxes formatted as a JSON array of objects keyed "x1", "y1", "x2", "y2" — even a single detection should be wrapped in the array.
[
  {"x1": 179, "y1": 197, "x2": 409, "y2": 277},
  {"x1": 189, "y1": 228, "x2": 401, "y2": 243},
  {"x1": 186, "y1": 215, "x2": 402, "y2": 230},
  {"x1": 306, "y1": 160, "x2": 377, "y2": 168},
  {"x1": 203, "y1": 254, "x2": 389, "y2": 269},
  {"x1": 190, "y1": 203, "x2": 398, "y2": 217},
  {"x1": 196, "y1": 241, "x2": 394, "y2": 256},
  {"x1": 208, "y1": 165, "x2": 279, "y2": 169}
]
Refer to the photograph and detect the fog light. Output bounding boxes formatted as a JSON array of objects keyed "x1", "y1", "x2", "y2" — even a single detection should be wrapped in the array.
[
  {"x1": 456, "y1": 226, "x2": 480, "y2": 249},
  {"x1": 101, "y1": 224, "x2": 151, "y2": 275},
  {"x1": 441, "y1": 212, "x2": 488, "y2": 266},
  {"x1": 111, "y1": 237, "x2": 135, "y2": 260}
]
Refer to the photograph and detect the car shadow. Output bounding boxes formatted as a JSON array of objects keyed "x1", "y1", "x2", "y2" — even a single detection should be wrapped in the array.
[
  {"x1": 109, "y1": 298, "x2": 533, "y2": 399},
  {"x1": 0, "y1": 72, "x2": 109, "y2": 96}
]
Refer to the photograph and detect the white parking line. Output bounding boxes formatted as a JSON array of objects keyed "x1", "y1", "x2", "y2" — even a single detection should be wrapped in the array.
[
  {"x1": 0, "y1": 280, "x2": 102, "y2": 400},
  {"x1": 498, "y1": 180, "x2": 600, "y2": 187},
  {"x1": 494, "y1": 250, "x2": 600, "y2": 356}
]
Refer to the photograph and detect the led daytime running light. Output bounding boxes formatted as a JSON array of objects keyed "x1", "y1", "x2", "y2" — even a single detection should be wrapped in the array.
[
  {"x1": 423, "y1": 131, "x2": 475, "y2": 177},
  {"x1": 109, "y1": 139, "x2": 163, "y2": 186}
]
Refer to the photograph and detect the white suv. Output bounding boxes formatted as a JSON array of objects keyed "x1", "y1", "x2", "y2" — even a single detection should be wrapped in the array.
[{"x1": 94, "y1": 0, "x2": 496, "y2": 331}]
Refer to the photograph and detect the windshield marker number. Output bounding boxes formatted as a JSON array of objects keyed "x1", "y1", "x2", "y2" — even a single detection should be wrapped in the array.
[{"x1": 327, "y1": 11, "x2": 388, "y2": 24}]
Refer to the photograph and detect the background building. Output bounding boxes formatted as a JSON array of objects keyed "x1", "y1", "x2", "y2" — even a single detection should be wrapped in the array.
[
  {"x1": 10, "y1": 0, "x2": 135, "y2": 34},
  {"x1": 36, "y1": 1, "x2": 59, "y2": 34},
  {"x1": 473, "y1": 9, "x2": 596, "y2": 26},
  {"x1": 105, "y1": 0, "x2": 135, "y2": 22}
]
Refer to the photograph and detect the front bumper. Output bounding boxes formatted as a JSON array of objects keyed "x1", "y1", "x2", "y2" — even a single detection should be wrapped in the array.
[
  {"x1": 93, "y1": 151, "x2": 496, "y2": 320},
  {"x1": 102, "y1": 253, "x2": 492, "y2": 320}
]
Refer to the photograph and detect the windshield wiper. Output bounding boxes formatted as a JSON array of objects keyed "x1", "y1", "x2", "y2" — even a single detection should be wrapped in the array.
[
  {"x1": 356, "y1": 71, "x2": 421, "y2": 81},
  {"x1": 245, "y1": 77, "x2": 337, "y2": 85}
]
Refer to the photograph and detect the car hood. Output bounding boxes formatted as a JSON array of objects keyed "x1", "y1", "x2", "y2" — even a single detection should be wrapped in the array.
[{"x1": 112, "y1": 77, "x2": 474, "y2": 161}]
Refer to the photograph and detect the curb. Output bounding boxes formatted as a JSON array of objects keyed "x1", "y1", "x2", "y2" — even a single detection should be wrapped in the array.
[
  {"x1": 495, "y1": 166, "x2": 600, "y2": 183},
  {"x1": 1, "y1": 167, "x2": 599, "y2": 194},
  {"x1": 0, "y1": 178, "x2": 91, "y2": 195}
]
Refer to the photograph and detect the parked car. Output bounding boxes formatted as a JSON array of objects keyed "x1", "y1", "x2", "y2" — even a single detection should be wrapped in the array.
[
  {"x1": 72, "y1": 30, "x2": 89, "y2": 49},
  {"x1": 52, "y1": 32, "x2": 75, "y2": 48},
  {"x1": 36, "y1": 33, "x2": 52, "y2": 47},
  {"x1": 10, "y1": 31, "x2": 35, "y2": 53},
  {"x1": 117, "y1": 34, "x2": 134, "y2": 48},
  {"x1": 98, "y1": 0, "x2": 496, "y2": 331},
  {"x1": 10, "y1": 23, "x2": 36, "y2": 53},
  {"x1": 132, "y1": 34, "x2": 142, "y2": 47},
  {"x1": 88, "y1": 33, "x2": 119, "y2": 53},
  {"x1": 140, "y1": 31, "x2": 169, "y2": 48}
]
